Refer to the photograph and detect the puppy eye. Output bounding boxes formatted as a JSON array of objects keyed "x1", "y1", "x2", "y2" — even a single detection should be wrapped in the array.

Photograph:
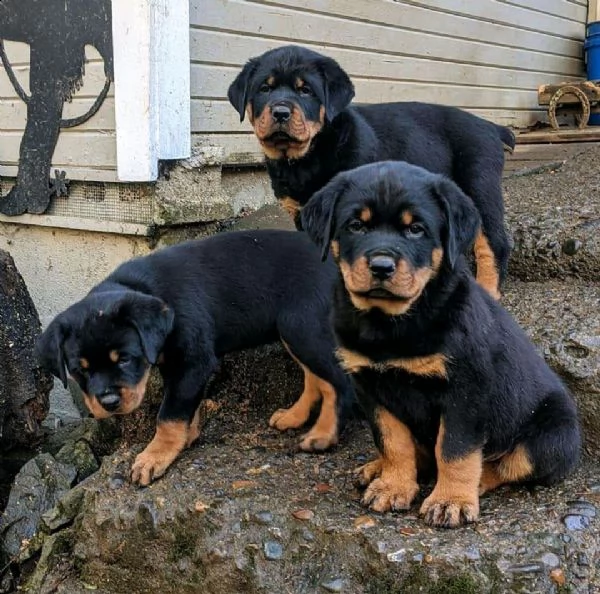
[
  {"x1": 347, "y1": 219, "x2": 366, "y2": 233},
  {"x1": 259, "y1": 83, "x2": 272, "y2": 93},
  {"x1": 118, "y1": 355, "x2": 131, "y2": 367},
  {"x1": 405, "y1": 223, "x2": 425, "y2": 238},
  {"x1": 298, "y1": 84, "x2": 313, "y2": 96}
]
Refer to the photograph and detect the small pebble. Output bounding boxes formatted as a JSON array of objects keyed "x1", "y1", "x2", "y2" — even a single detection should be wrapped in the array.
[
  {"x1": 562, "y1": 514, "x2": 591, "y2": 531},
  {"x1": 302, "y1": 529, "x2": 315, "y2": 542},
  {"x1": 321, "y1": 578, "x2": 343, "y2": 592},
  {"x1": 292, "y1": 509, "x2": 314, "y2": 521},
  {"x1": 387, "y1": 549, "x2": 406, "y2": 563},
  {"x1": 507, "y1": 563, "x2": 544, "y2": 574},
  {"x1": 412, "y1": 552, "x2": 424, "y2": 563},
  {"x1": 354, "y1": 515, "x2": 376, "y2": 529},
  {"x1": 464, "y1": 546, "x2": 481, "y2": 561},
  {"x1": 108, "y1": 473, "x2": 126, "y2": 490},
  {"x1": 561, "y1": 238, "x2": 582, "y2": 256},
  {"x1": 577, "y1": 552, "x2": 590, "y2": 566},
  {"x1": 550, "y1": 568, "x2": 566, "y2": 587},
  {"x1": 540, "y1": 552, "x2": 560, "y2": 568},
  {"x1": 176, "y1": 557, "x2": 192, "y2": 572},
  {"x1": 264, "y1": 541, "x2": 283, "y2": 560},
  {"x1": 254, "y1": 511, "x2": 273, "y2": 525}
]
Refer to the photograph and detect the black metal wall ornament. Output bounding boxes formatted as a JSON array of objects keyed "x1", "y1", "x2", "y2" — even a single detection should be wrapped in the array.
[{"x1": 0, "y1": 0, "x2": 114, "y2": 216}]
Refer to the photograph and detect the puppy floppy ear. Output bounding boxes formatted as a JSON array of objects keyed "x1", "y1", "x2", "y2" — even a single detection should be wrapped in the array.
[
  {"x1": 433, "y1": 177, "x2": 481, "y2": 269},
  {"x1": 35, "y1": 317, "x2": 68, "y2": 388},
  {"x1": 228, "y1": 58, "x2": 259, "y2": 122},
  {"x1": 317, "y1": 56, "x2": 354, "y2": 122},
  {"x1": 301, "y1": 178, "x2": 345, "y2": 261},
  {"x1": 118, "y1": 294, "x2": 175, "y2": 364}
]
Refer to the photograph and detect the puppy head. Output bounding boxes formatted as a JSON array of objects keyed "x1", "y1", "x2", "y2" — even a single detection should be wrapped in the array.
[
  {"x1": 228, "y1": 45, "x2": 354, "y2": 160},
  {"x1": 35, "y1": 291, "x2": 174, "y2": 419},
  {"x1": 301, "y1": 161, "x2": 480, "y2": 315}
]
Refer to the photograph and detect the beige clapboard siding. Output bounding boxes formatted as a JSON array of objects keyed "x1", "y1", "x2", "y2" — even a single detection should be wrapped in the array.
[
  {"x1": 0, "y1": 41, "x2": 117, "y2": 180},
  {"x1": 190, "y1": 0, "x2": 586, "y2": 164}
]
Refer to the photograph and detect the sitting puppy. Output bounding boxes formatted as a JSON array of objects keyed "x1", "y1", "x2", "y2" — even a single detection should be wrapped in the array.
[
  {"x1": 36, "y1": 230, "x2": 354, "y2": 486},
  {"x1": 228, "y1": 44, "x2": 515, "y2": 299},
  {"x1": 300, "y1": 161, "x2": 581, "y2": 528}
]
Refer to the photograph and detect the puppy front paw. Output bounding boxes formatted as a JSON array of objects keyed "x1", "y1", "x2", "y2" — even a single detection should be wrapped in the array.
[
  {"x1": 269, "y1": 406, "x2": 310, "y2": 431},
  {"x1": 361, "y1": 476, "x2": 418, "y2": 513},
  {"x1": 131, "y1": 447, "x2": 177, "y2": 486},
  {"x1": 299, "y1": 426, "x2": 338, "y2": 451},
  {"x1": 420, "y1": 492, "x2": 479, "y2": 528},
  {"x1": 354, "y1": 457, "x2": 383, "y2": 488},
  {"x1": 130, "y1": 421, "x2": 187, "y2": 486}
]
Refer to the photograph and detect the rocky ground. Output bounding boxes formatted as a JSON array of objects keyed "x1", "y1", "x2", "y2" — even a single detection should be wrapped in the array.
[{"x1": 1, "y1": 144, "x2": 599, "y2": 593}]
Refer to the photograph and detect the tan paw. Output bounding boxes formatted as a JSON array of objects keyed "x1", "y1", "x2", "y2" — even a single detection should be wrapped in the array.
[
  {"x1": 354, "y1": 457, "x2": 383, "y2": 488},
  {"x1": 299, "y1": 427, "x2": 338, "y2": 451},
  {"x1": 361, "y1": 477, "x2": 419, "y2": 513},
  {"x1": 131, "y1": 447, "x2": 178, "y2": 486},
  {"x1": 269, "y1": 407, "x2": 309, "y2": 431},
  {"x1": 420, "y1": 493, "x2": 479, "y2": 528}
]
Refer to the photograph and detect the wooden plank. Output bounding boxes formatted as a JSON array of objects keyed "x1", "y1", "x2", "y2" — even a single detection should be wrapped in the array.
[
  {"x1": 191, "y1": 30, "x2": 583, "y2": 87},
  {"x1": 0, "y1": 98, "x2": 115, "y2": 131},
  {"x1": 515, "y1": 127, "x2": 600, "y2": 143},
  {"x1": 155, "y1": 0, "x2": 191, "y2": 160},
  {"x1": 191, "y1": 82, "x2": 539, "y2": 133},
  {"x1": 589, "y1": 0, "x2": 600, "y2": 23},
  {"x1": 111, "y1": 0, "x2": 159, "y2": 181},
  {"x1": 385, "y1": 0, "x2": 584, "y2": 39},
  {"x1": 190, "y1": 0, "x2": 583, "y2": 75},
  {"x1": 0, "y1": 164, "x2": 118, "y2": 182},
  {"x1": 192, "y1": 133, "x2": 264, "y2": 165},
  {"x1": 191, "y1": 62, "x2": 581, "y2": 103},
  {"x1": 493, "y1": 0, "x2": 587, "y2": 22},
  {"x1": 0, "y1": 131, "x2": 117, "y2": 169},
  {"x1": 250, "y1": 0, "x2": 584, "y2": 55}
]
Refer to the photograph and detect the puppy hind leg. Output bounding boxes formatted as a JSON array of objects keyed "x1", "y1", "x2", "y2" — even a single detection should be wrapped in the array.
[
  {"x1": 516, "y1": 393, "x2": 581, "y2": 486},
  {"x1": 275, "y1": 334, "x2": 343, "y2": 451},
  {"x1": 269, "y1": 352, "x2": 322, "y2": 432}
]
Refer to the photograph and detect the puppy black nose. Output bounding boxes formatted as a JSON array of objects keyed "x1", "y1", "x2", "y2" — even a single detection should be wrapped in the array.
[
  {"x1": 98, "y1": 392, "x2": 121, "y2": 412},
  {"x1": 272, "y1": 104, "x2": 291, "y2": 123},
  {"x1": 369, "y1": 255, "x2": 396, "y2": 279}
]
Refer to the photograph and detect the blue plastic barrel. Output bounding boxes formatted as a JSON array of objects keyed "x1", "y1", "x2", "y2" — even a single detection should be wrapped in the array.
[{"x1": 584, "y1": 22, "x2": 600, "y2": 124}]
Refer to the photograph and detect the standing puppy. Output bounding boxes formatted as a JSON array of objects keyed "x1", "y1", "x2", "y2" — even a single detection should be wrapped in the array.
[
  {"x1": 36, "y1": 230, "x2": 355, "y2": 486},
  {"x1": 301, "y1": 161, "x2": 580, "y2": 528},
  {"x1": 228, "y1": 45, "x2": 515, "y2": 299}
]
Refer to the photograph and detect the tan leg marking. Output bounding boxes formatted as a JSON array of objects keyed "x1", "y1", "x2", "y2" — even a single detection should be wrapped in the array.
[
  {"x1": 269, "y1": 365, "x2": 320, "y2": 431},
  {"x1": 480, "y1": 445, "x2": 534, "y2": 494},
  {"x1": 354, "y1": 456, "x2": 383, "y2": 488},
  {"x1": 299, "y1": 377, "x2": 338, "y2": 451},
  {"x1": 360, "y1": 408, "x2": 419, "y2": 512},
  {"x1": 420, "y1": 420, "x2": 482, "y2": 527},
  {"x1": 474, "y1": 230, "x2": 501, "y2": 300},
  {"x1": 270, "y1": 340, "x2": 338, "y2": 451},
  {"x1": 131, "y1": 421, "x2": 188, "y2": 486},
  {"x1": 279, "y1": 196, "x2": 301, "y2": 220}
]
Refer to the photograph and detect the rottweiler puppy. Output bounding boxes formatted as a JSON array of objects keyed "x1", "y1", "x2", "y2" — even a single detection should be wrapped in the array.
[
  {"x1": 300, "y1": 161, "x2": 581, "y2": 528},
  {"x1": 36, "y1": 230, "x2": 354, "y2": 486},
  {"x1": 228, "y1": 44, "x2": 515, "y2": 299}
]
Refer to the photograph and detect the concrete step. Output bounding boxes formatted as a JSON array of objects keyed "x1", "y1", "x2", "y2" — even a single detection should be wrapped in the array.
[{"x1": 503, "y1": 144, "x2": 600, "y2": 282}]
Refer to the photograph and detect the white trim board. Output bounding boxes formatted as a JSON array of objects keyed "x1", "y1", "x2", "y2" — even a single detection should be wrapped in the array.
[{"x1": 111, "y1": 0, "x2": 191, "y2": 182}]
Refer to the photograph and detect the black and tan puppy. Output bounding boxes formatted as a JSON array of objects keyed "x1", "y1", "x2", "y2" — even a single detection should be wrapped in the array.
[
  {"x1": 301, "y1": 161, "x2": 580, "y2": 528},
  {"x1": 36, "y1": 230, "x2": 354, "y2": 486},
  {"x1": 228, "y1": 44, "x2": 515, "y2": 299}
]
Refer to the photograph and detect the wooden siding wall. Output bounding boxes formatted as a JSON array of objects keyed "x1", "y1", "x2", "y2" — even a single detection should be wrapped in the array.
[
  {"x1": 0, "y1": 1, "x2": 588, "y2": 179},
  {"x1": 191, "y1": 0, "x2": 588, "y2": 164}
]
